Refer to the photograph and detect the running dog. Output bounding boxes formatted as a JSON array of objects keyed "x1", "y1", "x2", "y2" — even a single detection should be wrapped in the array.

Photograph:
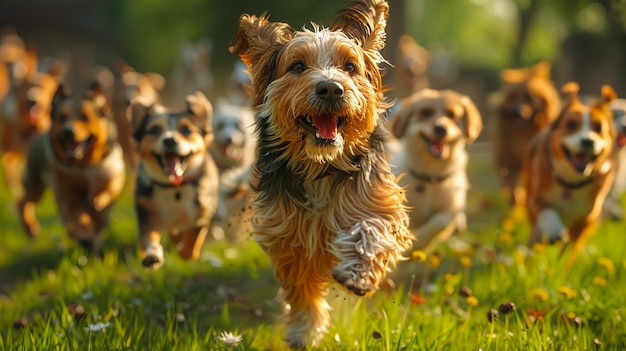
[
  {"x1": 129, "y1": 92, "x2": 219, "y2": 269},
  {"x1": 524, "y1": 82, "x2": 617, "y2": 262},
  {"x1": 390, "y1": 88, "x2": 482, "y2": 253},
  {"x1": 230, "y1": 0, "x2": 413, "y2": 347},
  {"x1": 18, "y1": 82, "x2": 126, "y2": 252}
]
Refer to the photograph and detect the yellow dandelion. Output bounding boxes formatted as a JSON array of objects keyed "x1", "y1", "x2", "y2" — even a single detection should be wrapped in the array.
[
  {"x1": 511, "y1": 204, "x2": 526, "y2": 221},
  {"x1": 460, "y1": 256, "x2": 472, "y2": 268},
  {"x1": 513, "y1": 250, "x2": 526, "y2": 264},
  {"x1": 444, "y1": 273, "x2": 455, "y2": 282},
  {"x1": 528, "y1": 287, "x2": 549, "y2": 303},
  {"x1": 598, "y1": 258, "x2": 615, "y2": 275},
  {"x1": 466, "y1": 296, "x2": 479, "y2": 307},
  {"x1": 428, "y1": 253, "x2": 442, "y2": 268},
  {"x1": 532, "y1": 243, "x2": 546, "y2": 254},
  {"x1": 501, "y1": 218, "x2": 515, "y2": 232},
  {"x1": 498, "y1": 232, "x2": 514, "y2": 245},
  {"x1": 411, "y1": 250, "x2": 427, "y2": 262},
  {"x1": 593, "y1": 276, "x2": 608, "y2": 287},
  {"x1": 557, "y1": 286, "x2": 577, "y2": 299}
]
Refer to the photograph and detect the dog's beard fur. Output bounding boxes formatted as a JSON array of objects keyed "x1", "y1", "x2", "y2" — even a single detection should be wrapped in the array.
[{"x1": 230, "y1": 0, "x2": 413, "y2": 348}]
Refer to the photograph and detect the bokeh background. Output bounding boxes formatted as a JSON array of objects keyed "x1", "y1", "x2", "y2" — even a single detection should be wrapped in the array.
[{"x1": 1, "y1": 0, "x2": 625, "y2": 130}]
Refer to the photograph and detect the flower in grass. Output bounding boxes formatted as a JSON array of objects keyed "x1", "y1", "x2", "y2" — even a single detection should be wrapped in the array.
[
  {"x1": 498, "y1": 302, "x2": 516, "y2": 315},
  {"x1": 531, "y1": 243, "x2": 546, "y2": 254},
  {"x1": 411, "y1": 250, "x2": 427, "y2": 262},
  {"x1": 528, "y1": 287, "x2": 549, "y2": 303},
  {"x1": 84, "y1": 322, "x2": 110, "y2": 332},
  {"x1": 486, "y1": 308, "x2": 499, "y2": 322},
  {"x1": 557, "y1": 286, "x2": 577, "y2": 300},
  {"x1": 459, "y1": 256, "x2": 472, "y2": 268},
  {"x1": 526, "y1": 308, "x2": 546, "y2": 322},
  {"x1": 410, "y1": 293, "x2": 427, "y2": 306},
  {"x1": 459, "y1": 286, "x2": 473, "y2": 297},
  {"x1": 593, "y1": 276, "x2": 608, "y2": 287},
  {"x1": 598, "y1": 257, "x2": 615, "y2": 275},
  {"x1": 501, "y1": 218, "x2": 515, "y2": 232},
  {"x1": 217, "y1": 331, "x2": 243, "y2": 345},
  {"x1": 428, "y1": 252, "x2": 442, "y2": 268},
  {"x1": 497, "y1": 232, "x2": 514, "y2": 245},
  {"x1": 466, "y1": 296, "x2": 479, "y2": 307}
]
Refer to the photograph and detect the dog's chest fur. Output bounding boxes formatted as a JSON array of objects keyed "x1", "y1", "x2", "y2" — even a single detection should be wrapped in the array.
[{"x1": 541, "y1": 181, "x2": 597, "y2": 225}]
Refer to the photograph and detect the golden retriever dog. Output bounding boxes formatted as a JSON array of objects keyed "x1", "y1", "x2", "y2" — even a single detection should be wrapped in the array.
[
  {"x1": 493, "y1": 61, "x2": 561, "y2": 207},
  {"x1": 18, "y1": 82, "x2": 126, "y2": 252},
  {"x1": 229, "y1": 0, "x2": 413, "y2": 347},
  {"x1": 524, "y1": 82, "x2": 617, "y2": 262},
  {"x1": 129, "y1": 92, "x2": 219, "y2": 270},
  {"x1": 390, "y1": 88, "x2": 482, "y2": 253}
]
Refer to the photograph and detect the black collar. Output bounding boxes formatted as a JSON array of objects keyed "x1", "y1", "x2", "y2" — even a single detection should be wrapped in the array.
[
  {"x1": 408, "y1": 168, "x2": 452, "y2": 183},
  {"x1": 555, "y1": 175, "x2": 594, "y2": 190}
]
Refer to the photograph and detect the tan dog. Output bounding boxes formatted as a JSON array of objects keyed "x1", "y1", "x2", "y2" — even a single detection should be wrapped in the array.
[
  {"x1": 18, "y1": 82, "x2": 126, "y2": 252},
  {"x1": 493, "y1": 61, "x2": 561, "y2": 207},
  {"x1": 129, "y1": 92, "x2": 218, "y2": 270},
  {"x1": 524, "y1": 82, "x2": 617, "y2": 261},
  {"x1": 230, "y1": 0, "x2": 413, "y2": 347},
  {"x1": 390, "y1": 89, "x2": 482, "y2": 253}
]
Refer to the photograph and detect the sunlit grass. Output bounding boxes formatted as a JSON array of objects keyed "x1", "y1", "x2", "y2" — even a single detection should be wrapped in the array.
[{"x1": 1, "y1": 154, "x2": 626, "y2": 350}]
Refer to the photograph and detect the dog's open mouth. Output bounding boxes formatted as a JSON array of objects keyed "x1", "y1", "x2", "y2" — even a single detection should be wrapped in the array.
[
  {"x1": 154, "y1": 152, "x2": 189, "y2": 185},
  {"x1": 62, "y1": 136, "x2": 93, "y2": 160},
  {"x1": 421, "y1": 134, "x2": 448, "y2": 158},
  {"x1": 297, "y1": 115, "x2": 347, "y2": 143},
  {"x1": 562, "y1": 146, "x2": 597, "y2": 173}
]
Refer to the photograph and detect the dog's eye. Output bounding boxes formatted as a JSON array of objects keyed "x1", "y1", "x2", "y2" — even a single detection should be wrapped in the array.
[
  {"x1": 179, "y1": 125, "x2": 192, "y2": 136},
  {"x1": 344, "y1": 62, "x2": 357, "y2": 73},
  {"x1": 566, "y1": 120, "x2": 578, "y2": 131},
  {"x1": 148, "y1": 125, "x2": 162, "y2": 135},
  {"x1": 420, "y1": 108, "x2": 434, "y2": 119},
  {"x1": 444, "y1": 109, "x2": 455, "y2": 118},
  {"x1": 78, "y1": 114, "x2": 88, "y2": 122},
  {"x1": 290, "y1": 61, "x2": 305, "y2": 74}
]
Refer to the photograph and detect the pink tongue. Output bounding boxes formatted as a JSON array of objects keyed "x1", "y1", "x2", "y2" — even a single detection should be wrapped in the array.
[
  {"x1": 431, "y1": 141, "x2": 445, "y2": 153},
  {"x1": 165, "y1": 155, "x2": 183, "y2": 185},
  {"x1": 571, "y1": 153, "x2": 591, "y2": 172},
  {"x1": 618, "y1": 134, "x2": 626, "y2": 148},
  {"x1": 311, "y1": 115, "x2": 338, "y2": 139}
]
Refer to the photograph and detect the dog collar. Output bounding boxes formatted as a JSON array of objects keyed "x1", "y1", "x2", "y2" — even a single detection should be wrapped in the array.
[
  {"x1": 408, "y1": 168, "x2": 452, "y2": 183},
  {"x1": 555, "y1": 175, "x2": 594, "y2": 190}
]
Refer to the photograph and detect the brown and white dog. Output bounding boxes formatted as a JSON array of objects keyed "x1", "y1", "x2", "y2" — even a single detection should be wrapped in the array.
[
  {"x1": 524, "y1": 82, "x2": 617, "y2": 258},
  {"x1": 18, "y1": 82, "x2": 126, "y2": 252},
  {"x1": 493, "y1": 61, "x2": 561, "y2": 207},
  {"x1": 129, "y1": 92, "x2": 219, "y2": 270},
  {"x1": 390, "y1": 89, "x2": 482, "y2": 253},
  {"x1": 230, "y1": 0, "x2": 413, "y2": 348}
]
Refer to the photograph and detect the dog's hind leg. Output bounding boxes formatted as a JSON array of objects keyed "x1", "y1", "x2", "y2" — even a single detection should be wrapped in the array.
[{"x1": 175, "y1": 226, "x2": 208, "y2": 260}]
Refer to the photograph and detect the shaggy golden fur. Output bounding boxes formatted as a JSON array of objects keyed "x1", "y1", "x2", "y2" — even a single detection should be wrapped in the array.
[
  {"x1": 17, "y1": 82, "x2": 126, "y2": 252},
  {"x1": 390, "y1": 88, "x2": 482, "y2": 253},
  {"x1": 129, "y1": 92, "x2": 218, "y2": 270},
  {"x1": 493, "y1": 61, "x2": 561, "y2": 207},
  {"x1": 524, "y1": 82, "x2": 617, "y2": 263},
  {"x1": 230, "y1": 0, "x2": 413, "y2": 348}
]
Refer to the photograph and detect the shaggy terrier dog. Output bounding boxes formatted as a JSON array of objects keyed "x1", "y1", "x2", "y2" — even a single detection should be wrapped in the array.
[{"x1": 230, "y1": 0, "x2": 413, "y2": 348}]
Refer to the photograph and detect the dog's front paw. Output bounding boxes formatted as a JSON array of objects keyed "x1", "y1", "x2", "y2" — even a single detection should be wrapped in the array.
[
  {"x1": 93, "y1": 193, "x2": 111, "y2": 211},
  {"x1": 331, "y1": 263, "x2": 374, "y2": 296},
  {"x1": 537, "y1": 209, "x2": 569, "y2": 244},
  {"x1": 142, "y1": 243, "x2": 164, "y2": 269}
]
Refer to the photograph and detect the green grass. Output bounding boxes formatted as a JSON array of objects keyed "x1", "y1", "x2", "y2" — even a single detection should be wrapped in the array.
[{"x1": 1, "y1": 152, "x2": 625, "y2": 350}]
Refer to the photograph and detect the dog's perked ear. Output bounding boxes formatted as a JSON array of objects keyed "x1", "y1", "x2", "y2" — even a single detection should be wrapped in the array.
[
  {"x1": 85, "y1": 81, "x2": 111, "y2": 116},
  {"x1": 51, "y1": 82, "x2": 71, "y2": 118},
  {"x1": 560, "y1": 82, "x2": 581, "y2": 108},
  {"x1": 185, "y1": 91, "x2": 214, "y2": 144},
  {"x1": 128, "y1": 97, "x2": 155, "y2": 140},
  {"x1": 330, "y1": 0, "x2": 389, "y2": 59},
  {"x1": 459, "y1": 95, "x2": 483, "y2": 144},
  {"x1": 229, "y1": 14, "x2": 293, "y2": 69}
]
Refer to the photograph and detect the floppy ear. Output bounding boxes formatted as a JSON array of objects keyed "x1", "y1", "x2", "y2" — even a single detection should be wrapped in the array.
[
  {"x1": 186, "y1": 91, "x2": 214, "y2": 138},
  {"x1": 459, "y1": 95, "x2": 483, "y2": 143},
  {"x1": 388, "y1": 99, "x2": 412, "y2": 139},
  {"x1": 330, "y1": 0, "x2": 389, "y2": 57},
  {"x1": 145, "y1": 73, "x2": 165, "y2": 91}
]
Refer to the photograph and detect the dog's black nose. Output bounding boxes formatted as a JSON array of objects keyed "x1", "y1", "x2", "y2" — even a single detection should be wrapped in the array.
[
  {"x1": 163, "y1": 137, "x2": 177, "y2": 148},
  {"x1": 62, "y1": 127, "x2": 75, "y2": 139},
  {"x1": 434, "y1": 124, "x2": 447, "y2": 137},
  {"x1": 581, "y1": 138, "x2": 594, "y2": 149},
  {"x1": 316, "y1": 81, "x2": 344, "y2": 101}
]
